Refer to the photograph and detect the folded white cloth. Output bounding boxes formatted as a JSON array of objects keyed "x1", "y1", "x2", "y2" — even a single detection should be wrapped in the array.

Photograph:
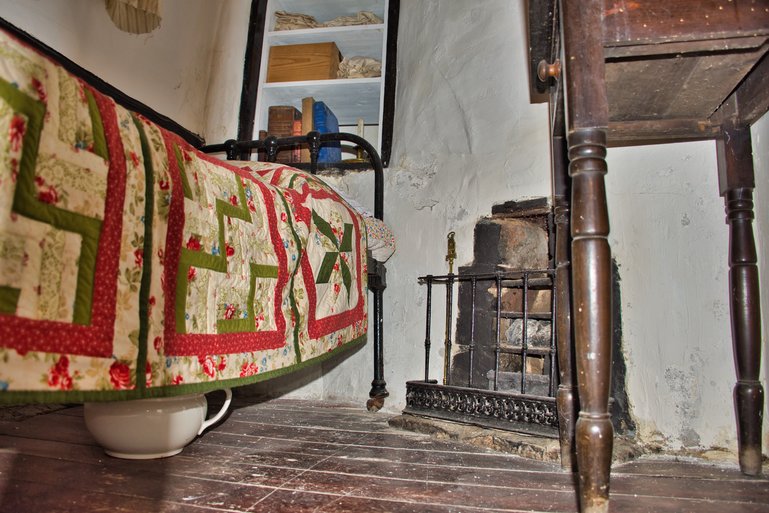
[
  {"x1": 274, "y1": 10, "x2": 321, "y2": 30},
  {"x1": 363, "y1": 216, "x2": 395, "y2": 263},
  {"x1": 274, "y1": 10, "x2": 383, "y2": 31},
  {"x1": 338, "y1": 57, "x2": 382, "y2": 79},
  {"x1": 324, "y1": 11, "x2": 383, "y2": 27},
  {"x1": 326, "y1": 184, "x2": 395, "y2": 263}
]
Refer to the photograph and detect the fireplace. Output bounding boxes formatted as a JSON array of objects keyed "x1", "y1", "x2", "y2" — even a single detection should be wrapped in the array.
[
  {"x1": 451, "y1": 198, "x2": 553, "y2": 394},
  {"x1": 404, "y1": 198, "x2": 633, "y2": 439}
]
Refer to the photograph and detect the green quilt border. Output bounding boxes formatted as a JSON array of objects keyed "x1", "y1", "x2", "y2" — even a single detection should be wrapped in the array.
[
  {"x1": 274, "y1": 189, "x2": 304, "y2": 363},
  {"x1": 0, "y1": 77, "x2": 102, "y2": 326},
  {"x1": 174, "y1": 144, "x2": 253, "y2": 334},
  {"x1": 131, "y1": 114, "x2": 154, "y2": 393}
]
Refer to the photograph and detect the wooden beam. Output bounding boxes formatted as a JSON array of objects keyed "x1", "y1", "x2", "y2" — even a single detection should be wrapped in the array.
[
  {"x1": 604, "y1": 36, "x2": 768, "y2": 59},
  {"x1": 607, "y1": 118, "x2": 719, "y2": 145},
  {"x1": 602, "y1": 0, "x2": 769, "y2": 48},
  {"x1": 713, "y1": 50, "x2": 769, "y2": 127}
]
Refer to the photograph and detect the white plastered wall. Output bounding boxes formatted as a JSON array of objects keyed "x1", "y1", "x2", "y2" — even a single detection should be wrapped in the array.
[
  {"x1": 605, "y1": 140, "x2": 755, "y2": 452},
  {"x1": 751, "y1": 112, "x2": 769, "y2": 456},
  {"x1": 1, "y1": 0, "x2": 766, "y2": 458},
  {"x1": 0, "y1": 0, "x2": 235, "y2": 138}
]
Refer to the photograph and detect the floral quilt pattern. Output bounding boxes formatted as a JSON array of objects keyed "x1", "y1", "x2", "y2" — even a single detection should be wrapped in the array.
[{"x1": 0, "y1": 29, "x2": 367, "y2": 402}]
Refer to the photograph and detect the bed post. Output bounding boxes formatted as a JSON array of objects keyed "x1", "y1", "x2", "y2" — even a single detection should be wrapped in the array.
[
  {"x1": 359, "y1": 133, "x2": 389, "y2": 411},
  {"x1": 367, "y1": 258, "x2": 389, "y2": 411}
]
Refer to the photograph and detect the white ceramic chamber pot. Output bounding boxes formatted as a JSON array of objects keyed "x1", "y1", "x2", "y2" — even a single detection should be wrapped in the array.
[{"x1": 84, "y1": 388, "x2": 232, "y2": 459}]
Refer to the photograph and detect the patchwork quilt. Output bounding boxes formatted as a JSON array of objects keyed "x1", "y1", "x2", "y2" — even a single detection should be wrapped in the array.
[{"x1": 0, "y1": 28, "x2": 367, "y2": 402}]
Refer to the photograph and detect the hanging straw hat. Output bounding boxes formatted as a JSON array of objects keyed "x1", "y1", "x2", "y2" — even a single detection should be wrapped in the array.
[{"x1": 105, "y1": 0, "x2": 162, "y2": 34}]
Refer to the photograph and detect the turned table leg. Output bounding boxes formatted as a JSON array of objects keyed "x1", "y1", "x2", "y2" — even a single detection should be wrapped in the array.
[
  {"x1": 553, "y1": 127, "x2": 578, "y2": 470},
  {"x1": 717, "y1": 125, "x2": 764, "y2": 476},
  {"x1": 555, "y1": 196, "x2": 578, "y2": 470},
  {"x1": 569, "y1": 129, "x2": 613, "y2": 513},
  {"x1": 561, "y1": 1, "x2": 614, "y2": 511}
]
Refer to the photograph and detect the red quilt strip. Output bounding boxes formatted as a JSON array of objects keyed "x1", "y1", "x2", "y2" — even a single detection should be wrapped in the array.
[
  {"x1": 296, "y1": 184, "x2": 366, "y2": 340},
  {"x1": 256, "y1": 166, "x2": 366, "y2": 338},
  {"x1": 0, "y1": 87, "x2": 125, "y2": 358},
  {"x1": 161, "y1": 136, "x2": 289, "y2": 357}
]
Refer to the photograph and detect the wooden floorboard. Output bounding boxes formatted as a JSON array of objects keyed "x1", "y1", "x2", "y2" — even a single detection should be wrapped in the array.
[{"x1": 0, "y1": 398, "x2": 766, "y2": 512}]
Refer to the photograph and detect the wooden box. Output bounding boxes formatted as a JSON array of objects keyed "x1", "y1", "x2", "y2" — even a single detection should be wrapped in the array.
[
  {"x1": 267, "y1": 106, "x2": 302, "y2": 163},
  {"x1": 267, "y1": 42, "x2": 342, "y2": 83}
]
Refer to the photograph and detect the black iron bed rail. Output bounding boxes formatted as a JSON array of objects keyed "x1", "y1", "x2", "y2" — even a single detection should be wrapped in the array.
[
  {"x1": 201, "y1": 132, "x2": 389, "y2": 410},
  {"x1": 201, "y1": 132, "x2": 383, "y2": 222}
]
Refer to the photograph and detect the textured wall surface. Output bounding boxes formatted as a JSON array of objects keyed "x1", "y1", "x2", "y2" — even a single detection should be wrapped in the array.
[
  {"x1": 751, "y1": 113, "x2": 769, "y2": 455},
  {"x1": 606, "y1": 141, "x2": 735, "y2": 450},
  {"x1": 299, "y1": 0, "x2": 554, "y2": 408},
  {"x1": 0, "y1": 0, "x2": 231, "y2": 137}
]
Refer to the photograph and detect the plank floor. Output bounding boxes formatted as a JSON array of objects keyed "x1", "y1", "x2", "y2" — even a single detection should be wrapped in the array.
[{"x1": 0, "y1": 398, "x2": 767, "y2": 512}]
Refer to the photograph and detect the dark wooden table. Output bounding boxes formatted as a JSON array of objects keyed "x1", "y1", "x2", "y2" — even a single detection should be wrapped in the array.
[{"x1": 528, "y1": 1, "x2": 769, "y2": 512}]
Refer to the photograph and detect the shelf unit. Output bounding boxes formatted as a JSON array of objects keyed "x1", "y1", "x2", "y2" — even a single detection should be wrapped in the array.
[{"x1": 245, "y1": 0, "x2": 397, "y2": 166}]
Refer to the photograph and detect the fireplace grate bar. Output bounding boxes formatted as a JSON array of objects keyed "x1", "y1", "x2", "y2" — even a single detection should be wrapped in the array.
[
  {"x1": 404, "y1": 380, "x2": 559, "y2": 438},
  {"x1": 418, "y1": 270, "x2": 553, "y2": 283},
  {"x1": 443, "y1": 273, "x2": 455, "y2": 385},
  {"x1": 422, "y1": 275, "x2": 434, "y2": 383},
  {"x1": 549, "y1": 266, "x2": 558, "y2": 396},
  {"x1": 468, "y1": 276, "x2": 477, "y2": 388},
  {"x1": 520, "y1": 273, "x2": 529, "y2": 395},
  {"x1": 499, "y1": 345, "x2": 552, "y2": 355},
  {"x1": 500, "y1": 311, "x2": 552, "y2": 320},
  {"x1": 493, "y1": 274, "x2": 502, "y2": 392}
]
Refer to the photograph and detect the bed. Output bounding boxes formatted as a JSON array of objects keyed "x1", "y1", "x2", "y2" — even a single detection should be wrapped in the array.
[{"x1": 0, "y1": 19, "x2": 392, "y2": 408}]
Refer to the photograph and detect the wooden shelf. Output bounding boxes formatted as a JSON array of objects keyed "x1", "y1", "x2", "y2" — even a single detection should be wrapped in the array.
[
  {"x1": 260, "y1": 78, "x2": 381, "y2": 127},
  {"x1": 251, "y1": 0, "x2": 396, "y2": 165},
  {"x1": 268, "y1": 25, "x2": 385, "y2": 58}
]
